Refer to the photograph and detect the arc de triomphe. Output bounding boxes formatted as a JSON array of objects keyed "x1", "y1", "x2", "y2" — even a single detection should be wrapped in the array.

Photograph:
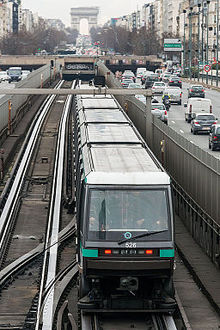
[{"x1": 70, "y1": 7, "x2": 99, "y2": 32}]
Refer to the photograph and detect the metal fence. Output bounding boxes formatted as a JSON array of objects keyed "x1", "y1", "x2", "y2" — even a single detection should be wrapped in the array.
[
  {"x1": 98, "y1": 61, "x2": 220, "y2": 266},
  {"x1": 0, "y1": 64, "x2": 59, "y2": 136}
]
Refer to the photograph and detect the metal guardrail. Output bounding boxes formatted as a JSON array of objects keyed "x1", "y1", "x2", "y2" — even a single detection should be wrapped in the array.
[
  {"x1": 0, "y1": 63, "x2": 60, "y2": 136},
  {"x1": 97, "y1": 61, "x2": 220, "y2": 267}
]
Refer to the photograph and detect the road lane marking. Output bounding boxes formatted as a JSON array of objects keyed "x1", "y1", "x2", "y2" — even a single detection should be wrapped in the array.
[
  {"x1": 180, "y1": 130, "x2": 184, "y2": 134},
  {"x1": 171, "y1": 120, "x2": 175, "y2": 124}
]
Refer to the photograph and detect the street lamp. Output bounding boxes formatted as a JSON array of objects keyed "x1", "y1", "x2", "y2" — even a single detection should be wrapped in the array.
[
  {"x1": 183, "y1": 9, "x2": 186, "y2": 75},
  {"x1": 197, "y1": 3, "x2": 201, "y2": 81},
  {"x1": 189, "y1": 7, "x2": 193, "y2": 79},
  {"x1": 201, "y1": 0, "x2": 205, "y2": 82},
  {"x1": 206, "y1": 0, "x2": 210, "y2": 84},
  {"x1": 216, "y1": 0, "x2": 219, "y2": 86}
]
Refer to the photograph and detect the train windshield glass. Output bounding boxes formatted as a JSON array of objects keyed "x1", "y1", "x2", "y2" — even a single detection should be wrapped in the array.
[{"x1": 87, "y1": 189, "x2": 171, "y2": 241}]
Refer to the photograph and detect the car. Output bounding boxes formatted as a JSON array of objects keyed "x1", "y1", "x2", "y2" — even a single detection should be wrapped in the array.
[
  {"x1": 164, "y1": 87, "x2": 182, "y2": 105},
  {"x1": 135, "y1": 95, "x2": 146, "y2": 104},
  {"x1": 7, "y1": 66, "x2": 22, "y2": 83},
  {"x1": 122, "y1": 71, "x2": 135, "y2": 82},
  {"x1": 145, "y1": 74, "x2": 159, "y2": 89},
  {"x1": 184, "y1": 97, "x2": 212, "y2": 123},
  {"x1": 136, "y1": 67, "x2": 146, "y2": 79},
  {"x1": 0, "y1": 71, "x2": 9, "y2": 82},
  {"x1": 161, "y1": 72, "x2": 171, "y2": 83},
  {"x1": 21, "y1": 70, "x2": 31, "y2": 79},
  {"x1": 168, "y1": 77, "x2": 182, "y2": 88},
  {"x1": 121, "y1": 78, "x2": 134, "y2": 88},
  {"x1": 191, "y1": 113, "x2": 217, "y2": 135},
  {"x1": 141, "y1": 71, "x2": 154, "y2": 85},
  {"x1": 151, "y1": 103, "x2": 168, "y2": 125},
  {"x1": 128, "y1": 82, "x2": 142, "y2": 89},
  {"x1": 152, "y1": 82, "x2": 166, "y2": 94},
  {"x1": 188, "y1": 85, "x2": 205, "y2": 98},
  {"x1": 209, "y1": 124, "x2": 220, "y2": 151}
]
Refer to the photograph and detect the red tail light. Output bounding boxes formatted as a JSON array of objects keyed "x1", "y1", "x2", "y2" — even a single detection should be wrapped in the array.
[
  {"x1": 210, "y1": 105, "x2": 212, "y2": 113},
  {"x1": 190, "y1": 89, "x2": 193, "y2": 92},
  {"x1": 105, "y1": 249, "x2": 112, "y2": 255},
  {"x1": 194, "y1": 121, "x2": 199, "y2": 124},
  {"x1": 213, "y1": 122, "x2": 217, "y2": 125},
  {"x1": 146, "y1": 250, "x2": 153, "y2": 255},
  {"x1": 165, "y1": 110, "x2": 167, "y2": 115},
  {"x1": 170, "y1": 81, "x2": 174, "y2": 83},
  {"x1": 190, "y1": 104, "x2": 192, "y2": 113},
  {"x1": 179, "y1": 81, "x2": 181, "y2": 83},
  {"x1": 213, "y1": 136, "x2": 218, "y2": 140},
  {"x1": 202, "y1": 89, "x2": 204, "y2": 92}
]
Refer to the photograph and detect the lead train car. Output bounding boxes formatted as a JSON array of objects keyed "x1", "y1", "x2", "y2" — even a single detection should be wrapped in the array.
[{"x1": 74, "y1": 84, "x2": 176, "y2": 313}]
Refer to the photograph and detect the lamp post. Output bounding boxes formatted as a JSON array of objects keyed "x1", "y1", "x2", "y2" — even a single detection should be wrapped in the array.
[
  {"x1": 197, "y1": 3, "x2": 201, "y2": 82},
  {"x1": 183, "y1": 9, "x2": 186, "y2": 75},
  {"x1": 206, "y1": 0, "x2": 210, "y2": 84},
  {"x1": 201, "y1": 0, "x2": 204, "y2": 82},
  {"x1": 189, "y1": 7, "x2": 193, "y2": 79},
  {"x1": 217, "y1": 0, "x2": 219, "y2": 86}
]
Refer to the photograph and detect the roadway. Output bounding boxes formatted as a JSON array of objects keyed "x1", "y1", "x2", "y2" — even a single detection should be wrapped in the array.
[{"x1": 168, "y1": 81, "x2": 220, "y2": 160}]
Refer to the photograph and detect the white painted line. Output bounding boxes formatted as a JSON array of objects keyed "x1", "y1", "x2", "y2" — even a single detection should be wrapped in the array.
[
  {"x1": 190, "y1": 141, "x2": 195, "y2": 144},
  {"x1": 180, "y1": 130, "x2": 184, "y2": 134},
  {"x1": 171, "y1": 120, "x2": 175, "y2": 124}
]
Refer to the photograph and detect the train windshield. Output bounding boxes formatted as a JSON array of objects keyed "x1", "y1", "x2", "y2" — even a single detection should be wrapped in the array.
[{"x1": 87, "y1": 189, "x2": 171, "y2": 241}]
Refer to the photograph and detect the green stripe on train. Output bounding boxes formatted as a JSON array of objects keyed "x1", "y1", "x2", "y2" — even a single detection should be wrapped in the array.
[
  {"x1": 82, "y1": 248, "x2": 98, "y2": 258},
  {"x1": 160, "y1": 249, "x2": 175, "y2": 258}
]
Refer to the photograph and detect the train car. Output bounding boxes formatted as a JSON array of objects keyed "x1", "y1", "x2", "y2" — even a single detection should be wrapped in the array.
[
  {"x1": 74, "y1": 84, "x2": 176, "y2": 313},
  {"x1": 62, "y1": 57, "x2": 96, "y2": 81}
]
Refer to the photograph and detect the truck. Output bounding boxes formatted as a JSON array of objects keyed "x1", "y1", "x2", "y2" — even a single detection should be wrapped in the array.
[{"x1": 184, "y1": 97, "x2": 213, "y2": 123}]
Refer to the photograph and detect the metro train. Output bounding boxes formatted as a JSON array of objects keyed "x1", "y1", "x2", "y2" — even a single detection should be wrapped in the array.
[{"x1": 73, "y1": 83, "x2": 176, "y2": 313}]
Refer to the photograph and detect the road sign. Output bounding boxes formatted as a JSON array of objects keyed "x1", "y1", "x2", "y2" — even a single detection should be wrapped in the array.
[{"x1": 164, "y1": 39, "x2": 182, "y2": 52}]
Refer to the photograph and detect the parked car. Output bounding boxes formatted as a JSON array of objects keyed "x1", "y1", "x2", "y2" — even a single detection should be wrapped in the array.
[
  {"x1": 121, "y1": 78, "x2": 134, "y2": 88},
  {"x1": 164, "y1": 87, "x2": 182, "y2": 105},
  {"x1": 151, "y1": 103, "x2": 168, "y2": 125},
  {"x1": 168, "y1": 76, "x2": 182, "y2": 88},
  {"x1": 188, "y1": 85, "x2": 205, "y2": 98},
  {"x1": 145, "y1": 74, "x2": 159, "y2": 89},
  {"x1": 191, "y1": 113, "x2": 217, "y2": 135},
  {"x1": 184, "y1": 98, "x2": 213, "y2": 123},
  {"x1": 152, "y1": 82, "x2": 166, "y2": 94},
  {"x1": 209, "y1": 124, "x2": 220, "y2": 151},
  {"x1": 0, "y1": 71, "x2": 9, "y2": 82}
]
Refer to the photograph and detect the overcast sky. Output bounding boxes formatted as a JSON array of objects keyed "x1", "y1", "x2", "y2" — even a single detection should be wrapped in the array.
[{"x1": 22, "y1": 0, "x2": 149, "y2": 26}]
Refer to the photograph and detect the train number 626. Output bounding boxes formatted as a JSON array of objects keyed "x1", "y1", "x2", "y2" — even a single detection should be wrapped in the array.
[{"x1": 125, "y1": 242, "x2": 137, "y2": 248}]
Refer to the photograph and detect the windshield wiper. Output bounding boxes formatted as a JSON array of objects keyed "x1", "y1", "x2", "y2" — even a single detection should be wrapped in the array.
[{"x1": 118, "y1": 230, "x2": 168, "y2": 245}]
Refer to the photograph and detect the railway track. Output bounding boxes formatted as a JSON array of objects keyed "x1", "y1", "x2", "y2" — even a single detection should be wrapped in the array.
[
  {"x1": 81, "y1": 312, "x2": 178, "y2": 330},
  {"x1": 0, "y1": 80, "x2": 77, "y2": 329}
]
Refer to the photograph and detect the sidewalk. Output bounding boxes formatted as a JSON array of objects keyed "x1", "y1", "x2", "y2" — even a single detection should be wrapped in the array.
[{"x1": 175, "y1": 215, "x2": 220, "y2": 317}]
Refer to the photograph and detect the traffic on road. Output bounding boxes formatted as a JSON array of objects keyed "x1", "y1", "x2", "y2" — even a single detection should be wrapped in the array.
[{"x1": 118, "y1": 67, "x2": 220, "y2": 158}]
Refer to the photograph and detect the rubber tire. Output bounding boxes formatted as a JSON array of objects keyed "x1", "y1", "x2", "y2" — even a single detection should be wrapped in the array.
[
  {"x1": 209, "y1": 142, "x2": 211, "y2": 149},
  {"x1": 178, "y1": 101, "x2": 182, "y2": 105},
  {"x1": 211, "y1": 144, "x2": 216, "y2": 151},
  {"x1": 193, "y1": 130, "x2": 197, "y2": 135},
  {"x1": 79, "y1": 274, "x2": 90, "y2": 299},
  {"x1": 187, "y1": 119, "x2": 191, "y2": 123}
]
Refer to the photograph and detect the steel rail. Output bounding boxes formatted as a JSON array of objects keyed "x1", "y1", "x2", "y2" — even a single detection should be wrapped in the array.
[
  {"x1": 0, "y1": 88, "x2": 152, "y2": 96},
  {"x1": 0, "y1": 219, "x2": 75, "y2": 289},
  {"x1": 35, "y1": 81, "x2": 76, "y2": 330},
  {"x1": 0, "y1": 80, "x2": 64, "y2": 256}
]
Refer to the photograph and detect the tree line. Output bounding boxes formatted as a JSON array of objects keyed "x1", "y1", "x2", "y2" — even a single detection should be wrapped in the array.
[
  {"x1": 0, "y1": 21, "x2": 78, "y2": 55},
  {"x1": 90, "y1": 26, "x2": 163, "y2": 56}
]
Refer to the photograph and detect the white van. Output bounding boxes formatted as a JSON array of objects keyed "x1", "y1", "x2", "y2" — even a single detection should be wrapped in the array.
[
  {"x1": 184, "y1": 97, "x2": 212, "y2": 123},
  {"x1": 136, "y1": 67, "x2": 147, "y2": 78}
]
